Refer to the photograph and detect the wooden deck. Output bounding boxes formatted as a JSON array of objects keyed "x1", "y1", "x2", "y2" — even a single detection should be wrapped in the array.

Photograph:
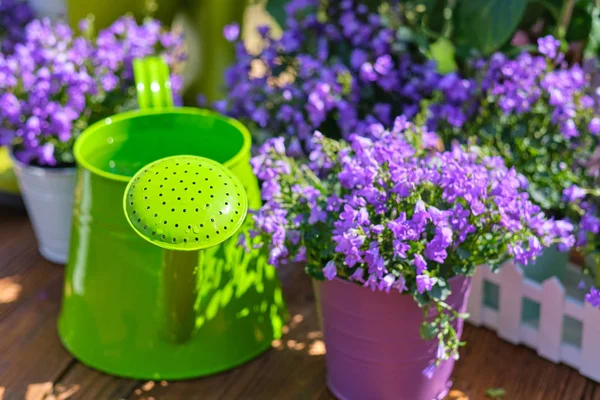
[{"x1": 0, "y1": 205, "x2": 599, "y2": 400}]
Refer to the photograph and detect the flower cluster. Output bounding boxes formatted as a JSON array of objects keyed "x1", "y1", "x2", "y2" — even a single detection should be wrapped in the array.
[
  {"x1": 248, "y1": 117, "x2": 570, "y2": 363},
  {"x1": 434, "y1": 36, "x2": 600, "y2": 292},
  {"x1": 0, "y1": 16, "x2": 184, "y2": 166},
  {"x1": 0, "y1": 0, "x2": 33, "y2": 53},
  {"x1": 218, "y1": 0, "x2": 474, "y2": 152}
]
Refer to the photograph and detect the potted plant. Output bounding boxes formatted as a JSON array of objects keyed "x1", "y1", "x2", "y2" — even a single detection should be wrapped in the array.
[
  {"x1": 0, "y1": 15, "x2": 183, "y2": 263},
  {"x1": 247, "y1": 118, "x2": 571, "y2": 400},
  {"x1": 432, "y1": 35, "x2": 599, "y2": 290}
]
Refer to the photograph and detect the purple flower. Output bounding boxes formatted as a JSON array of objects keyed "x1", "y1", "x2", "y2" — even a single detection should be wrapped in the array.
[
  {"x1": 422, "y1": 363, "x2": 437, "y2": 379},
  {"x1": 563, "y1": 185, "x2": 586, "y2": 203},
  {"x1": 38, "y1": 143, "x2": 56, "y2": 166},
  {"x1": 538, "y1": 35, "x2": 560, "y2": 59},
  {"x1": 374, "y1": 54, "x2": 392, "y2": 75},
  {"x1": 223, "y1": 23, "x2": 240, "y2": 42},
  {"x1": 391, "y1": 275, "x2": 407, "y2": 293},
  {"x1": 217, "y1": 0, "x2": 471, "y2": 151},
  {"x1": 416, "y1": 275, "x2": 437, "y2": 294},
  {"x1": 323, "y1": 260, "x2": 337, "y2": 280},
  {"x1": 424, "y1": 227, "x2": 453, "y2": 264},
  {"x1": 589, "y1": 118, "x2": 600, "y2": 135},
  {"x1": 349, "y1": 267, "x2": 365, "y2": 282},
  {"x1": 0, "y1": 15, "x2": 184, "y2": 166},
  {"x1": 586, "y1": 288, "x2": 600, "y2": 308},
  {"x1": 413, "y1": 254, "x2": 427, "y2": 274}
]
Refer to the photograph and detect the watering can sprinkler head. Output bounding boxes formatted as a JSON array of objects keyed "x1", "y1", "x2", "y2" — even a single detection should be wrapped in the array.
[
  {"x1": 123, "y1": 155, "x2": 248, "y2": 250},
  {"x1": 124, "y1": 155, "x2": 249, "y2": 342}
]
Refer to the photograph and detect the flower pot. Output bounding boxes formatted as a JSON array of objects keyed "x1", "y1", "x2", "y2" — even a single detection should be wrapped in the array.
[
  {"x1": 28, "y1": 0, "x2": 66, "y2": 19},
  {"x1": 10, "y1": 153, "x2": 76, "y2": 264},
  {"x1": 315, "y1": 276, "x2": 471, "y2": 400}
]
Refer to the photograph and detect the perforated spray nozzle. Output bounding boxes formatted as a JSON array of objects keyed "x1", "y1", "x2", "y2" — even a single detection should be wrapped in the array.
[
  {"x1": 123, "y1": 155, "x2": 249, "y2": 343},
  {"x1": 124, "y1": 155, "x2": 248, "y2": 251}
]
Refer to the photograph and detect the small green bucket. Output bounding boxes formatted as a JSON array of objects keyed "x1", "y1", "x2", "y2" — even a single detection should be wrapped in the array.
[{"x1": 58, "y1": 57, "x2": 286, "y2": 380}]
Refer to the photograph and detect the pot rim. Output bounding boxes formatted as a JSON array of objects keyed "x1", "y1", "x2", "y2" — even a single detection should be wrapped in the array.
[
  {"x1": 319, "y1": 274, "x2": 468, "y2": 288},
  {"x1": 8, "y1": 147, "x2": 77, "y2": 176},
  {"x1": 73, "y1": 107, "x2": 252, "y2": 184}
]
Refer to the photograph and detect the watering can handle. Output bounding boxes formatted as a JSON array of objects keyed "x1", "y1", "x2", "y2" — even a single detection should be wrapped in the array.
[{"x1": 133, "y1": 56, "x2": 174, "y2": 110}]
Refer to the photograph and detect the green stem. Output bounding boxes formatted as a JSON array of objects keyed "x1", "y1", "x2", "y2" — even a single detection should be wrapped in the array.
[
  {"x1": 441, "y1": 0, "x2": 457, "y2": 39},
  {"x1": 162, "y1": 249, "x2": 201, "y2": 343},
  {"x1": 557, "y1": 0, "x2": 576, "y2": 40},
  {"x1": 529, "y1": 0, "x2": 561, "y2": 20}
]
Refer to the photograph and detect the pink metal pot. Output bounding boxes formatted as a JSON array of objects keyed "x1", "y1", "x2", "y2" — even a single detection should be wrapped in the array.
[{"x1": 315, "y1": 276, "x2": 471, "y2": 400}]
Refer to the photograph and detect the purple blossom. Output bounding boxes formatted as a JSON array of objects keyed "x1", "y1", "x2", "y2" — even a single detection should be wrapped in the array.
[
  {"x1": 217, "y1": 0, "x2": 474, "y2": 151},
  {"x1": 589, "y1": 118, "x2": 600, "y2": 135},
  {"x1": 413, "y1": 254, "x2": 427, "y2": 274},
  {"x1": 436, "y1": 35, "x2": 600, "y2": 300},
  {"x1": 537, "y1": 35, "x2": 560, "y2": 59},
  {"x1": 223, "y1": 23, "x2": 240, "y2": 42},
  {"x1": 416, "y1": 275, "x2": 437, "y2": 294},
  {"x1": 0, "y1": 0, "x2": 33, "y2": 53},
  {"x1": 563, "y1": 185, "x2": 587, "y2": 203},
  {"x1": 422, "y1": 363, "x2": 437, "y2": 379},
  {"x1": 1, "y1": 16, "x2": 184, "y2": 166},
  {"x1": 323, "y1": 260, "x2": 337, "y2": 280},
  {"x1": 585, "y1": 288, "x2": 600, "y2": 308}
]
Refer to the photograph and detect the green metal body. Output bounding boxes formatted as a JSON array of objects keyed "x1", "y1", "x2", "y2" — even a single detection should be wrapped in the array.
[{"x1": 58, "y1": 108, "x2": 286, "y2": 379}]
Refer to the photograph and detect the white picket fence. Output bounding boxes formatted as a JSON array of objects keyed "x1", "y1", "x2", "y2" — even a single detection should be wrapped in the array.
[{"x1": 467, "y1": 261, "x2": 600, "y2": 382}]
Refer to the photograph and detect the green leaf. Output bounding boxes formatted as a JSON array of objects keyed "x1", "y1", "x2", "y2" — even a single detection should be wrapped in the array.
[
  {"x1": 428, "y1": 283, "x2": 452, "y2": 302},
  {"x1": 429, "y1": 38, "x2": 458, "y2": 73},
  {"x1": 456, "y1": 247, "x2": 472, "y2": 261},
  {"x1": 266, "y1": 0, "x2": 290, "y2": 30},
  {"x1": 584, "y1": 5, "x2": 600, "y2": 57},
  {"x1": 566, "y1": 3, "x2": 593, "y2": 42},
  {"x1": 486, "y1": 387, "x2": 506, "y2": 399},
  {"x1": 420, "y1": 321, "x2": 437, "y2": 340},
  {"x1": 457, "y1": 0, "x2": 529, "y2": 55}
]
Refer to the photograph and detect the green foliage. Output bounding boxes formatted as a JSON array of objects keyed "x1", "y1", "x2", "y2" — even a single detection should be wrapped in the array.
[
  {"x1": 429, "y1": 38, "x2": 458, "y2": 73},
  {"x1": 266, "y1": 0, "x2": 289, "y2": 29},
  {"x1": 264, "y1": 0, "x2": 598, "y2": 69},
  {"x1": 456, "y1": 0, "x2": 529, "y2": 55}
]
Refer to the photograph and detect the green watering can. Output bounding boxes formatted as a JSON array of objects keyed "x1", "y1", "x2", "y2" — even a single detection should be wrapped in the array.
[{"x1": 58, "y1": 57, "x2": 287, "y2": 380}]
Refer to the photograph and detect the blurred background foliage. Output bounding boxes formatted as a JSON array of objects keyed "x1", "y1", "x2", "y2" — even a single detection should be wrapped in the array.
[
  {"x1": 266, "y1": 0, "x2": 600, "y2": 70},
  {"x1": 32, "y1": 0, "x2": 600, "y2": 104}
]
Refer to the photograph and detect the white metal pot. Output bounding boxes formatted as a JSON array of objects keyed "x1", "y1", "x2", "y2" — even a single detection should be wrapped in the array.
[
  {"x1": 10, "y1": 153, "x2": 76, "y2": 264},
  {"x1": 27, "y1": 0, "x2": 67, "y2": 19}
]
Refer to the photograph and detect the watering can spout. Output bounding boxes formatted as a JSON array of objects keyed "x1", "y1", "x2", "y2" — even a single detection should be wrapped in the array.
[{"x1": 162, "y1": 249, "x2": 200, "y2": 343}]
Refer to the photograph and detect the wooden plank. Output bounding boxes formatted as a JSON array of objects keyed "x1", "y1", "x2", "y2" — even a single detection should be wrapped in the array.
[
  {"x1": 0, "y1": 209, "x2": 76, "y2": 399},
  {"x1": 451, "y1": 325, "x2": 590, "y2": 399},
  {"x1": 1, "y1": 210, "x2": 599, "y2": 399},
  {"x1": 129, "y1": 269, "x2": 333, "y2": 400},
  {"x1": 48, "y1": 364, "x2": 138, "y2": 400},
  {"x1": 0, "y1": 272, "x2": 73, "y2": 400},
  {"x1": 0, "y1": 207, "x2": 60, "y2": 321},
  {"x1": 0, "y1": 210, "x2": 139, "y2": 400}
]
